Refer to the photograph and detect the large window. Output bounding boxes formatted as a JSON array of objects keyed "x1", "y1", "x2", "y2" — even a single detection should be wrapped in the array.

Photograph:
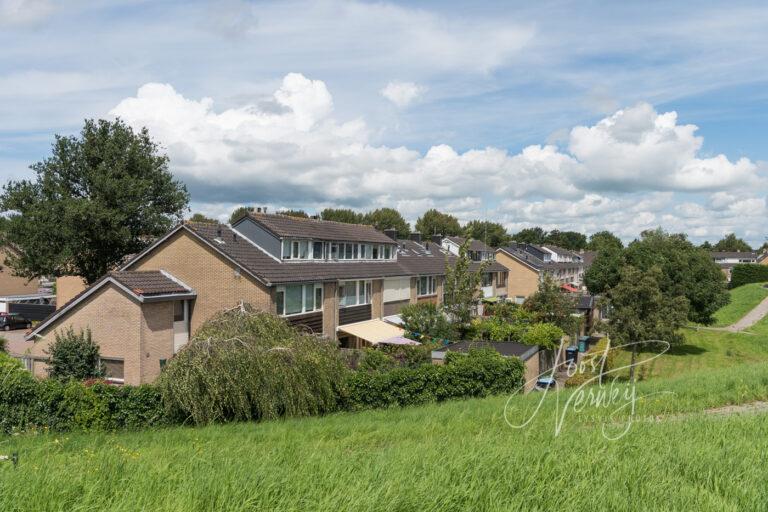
[
  {"x1": 282, "y1": 239, "x2": 396, "y2": 261},
  {"x1": 481, "y1": 273, "x2": 494, "y2": 287},
  {"x1": 101, "y1": 358, "x2": 125, "y2": 383},
  {"x1": 339, "y1": 280, "x2": 372, "y2": 307},
  {"x1": 418, "y1": 276, "x2": 436, "y2": 296},
  {"x1": 276, "y1": 283, "x2": 323, "y2": 316}
]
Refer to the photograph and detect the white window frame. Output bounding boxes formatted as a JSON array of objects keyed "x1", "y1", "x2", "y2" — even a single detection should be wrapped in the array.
[
  {"x1": 276, "y1": 283, "x2": 324, "y2": 316},
  {"x1": 339, "y1": 280, "x2": 372, "y2": 307},
  {"x1": 417, "y1": 275, "x2": 436, "y2": 297},
  {"x1": 281, "y1": 239, "x2": 397, "y2": 262}
]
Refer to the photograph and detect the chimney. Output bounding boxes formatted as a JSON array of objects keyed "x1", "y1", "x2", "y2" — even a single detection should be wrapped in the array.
[
  {"x1": 431, "y1": 234, "x2": 443, "y2": 245},
  {"x1": 409, "y1": 232, "x2": 422, "y2": 243},
  {"x1": 263, "y1": 206, "x2": 268, "y2": 214},
  {"x1": 256, "y1": 207, "x2": 261, "y2": 213},
  {"x1": 216, "y1": 226, "x2": 222, "y2": 237},
  {"x1": 384, "y1": 229, "x2": 398, "y2": 241}
]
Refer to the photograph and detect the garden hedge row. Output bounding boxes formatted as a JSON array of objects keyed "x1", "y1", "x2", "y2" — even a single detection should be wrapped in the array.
[
  {"x1": 1, "y1": 348, "x2": 525, "y2": 433},
  {"x1": 730, "y1": 264, "x2": 768, "y2": 289}
]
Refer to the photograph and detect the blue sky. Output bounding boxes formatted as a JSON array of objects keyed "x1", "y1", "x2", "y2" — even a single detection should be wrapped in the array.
[{"x1": 1, "y1": 0, "x2": 767, "y2": 244}]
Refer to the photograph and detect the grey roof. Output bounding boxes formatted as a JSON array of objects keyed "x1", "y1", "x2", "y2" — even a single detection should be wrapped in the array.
[
  {"x1": 498, "y1": 246, "x2": 583, "y2": 272},
  {"x1": 575, "y1": 294, "x2": 595, "y2": 310},
  {"x1": 445, "y1": 236, "x2": 493, "y2": 253},
  {"x1": 247, "y1": 213, "x2": 395, "y2": 244},
  {"x1": 110, "y1": 271, "x2": 190, "y2": 296},
  {"x1": 581, "y1": 251, "x2": 598, "y2": 267},
  {"x1": 432, "y1": 341, "x2": 539, "y2": 361},
  {"x1": 710, "y1": 251, "x2": 757, "y2": 259}
]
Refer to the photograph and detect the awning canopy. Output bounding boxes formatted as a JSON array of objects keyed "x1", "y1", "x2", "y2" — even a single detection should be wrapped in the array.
[
  {"x1": 337, "y1": 319, "x2": 405, "y2": 345},
  {"x1": 379, "y1": 336, "x2": 420, "y2": 346},
  {"x1": 561, "y1": 283, "x2": 579, "y2": 293}
]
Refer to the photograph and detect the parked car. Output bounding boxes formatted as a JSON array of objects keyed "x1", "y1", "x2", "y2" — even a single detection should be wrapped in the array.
[{"x1": 0, "y1": 313, "x2": 32, "y2": 331}]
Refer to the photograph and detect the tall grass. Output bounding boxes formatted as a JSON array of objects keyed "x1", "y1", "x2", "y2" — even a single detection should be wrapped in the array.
[{"x1": 3, "y1": 362, "x2": 768, "y2": 511}]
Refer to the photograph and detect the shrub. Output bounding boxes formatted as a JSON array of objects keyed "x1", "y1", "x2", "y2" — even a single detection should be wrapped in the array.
[
  {"x1": 0, "y1": 353, "x2": 39, "y2": 432},
  {"x1": 379, "y1": 342, "x2": 436, "y2": 368},
  {"x1": 157, "y1": 309, "x2": 348, "y2": 425},
  {"x1": 343, "y1": 349, "x2": 524, "y2": 410},
  {"x1": 400, "y1": 302, "x2": 455, "y2": 341},
  {"x1": 469, "y1": 316, "x2": 526, "y2": 342},
  {"x1": 484, "y1": 302, "x2": 535, "y2": 324},
  {"x1": 0, "y1": 336, "x2": 6, "y2": 353},
  {"x1": 358, "y1": 348, "x2": 397, "y2": 372},
  {"x1": 46, "y1": 327, "x2": 104, "y2": 381},
  {"x1": 730, "y1": 264, "x2": 768, "y2": 289},
  {"x1": 522, "y1": 323, "x2": 564, "y2": 350}
]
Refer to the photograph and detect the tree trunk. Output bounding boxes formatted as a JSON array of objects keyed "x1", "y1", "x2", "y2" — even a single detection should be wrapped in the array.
[{"x1": 628, "y1": 343, "x2": 638, "y2": 383}]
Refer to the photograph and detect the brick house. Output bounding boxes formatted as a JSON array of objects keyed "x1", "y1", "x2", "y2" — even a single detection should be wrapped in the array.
[
  {"x1": 0, "y1": 245, "x2": 39, "y2": 296},
  {"x1": 25, "y1": 213, "x2": 507, "y2": 384}
]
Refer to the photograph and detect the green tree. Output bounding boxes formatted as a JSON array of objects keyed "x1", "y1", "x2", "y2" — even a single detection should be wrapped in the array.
[
  {"x1": 523, "y1": 274, "x2": 577, "y2": 332},
  {"x1": 320, "y1": 208, "x2": 363, "y2": 224},
  {"x1": 700, "y1": 240, "x2": 713, "y2": 250},
  {"x1": 45, "y1": 327, "x2": 105, "y2": 381},
  {"x1": 545, "y1": 230, "x2": 587, "y2": 251},
  {"x1": 415, "y1": 209, "x2": 461, "y2": 237},
  {"x1": 363, "y1": 208, "x2": 410, "y2": 237},
  {"x1": 229, "y1": 206, "x2": 253, "y2": 225},
  {"x1": 443, "y1": 240, "x2": 490, "y2": 330},
  {"x1": 607, "y1": 265, "x2": 688, "y2": 382},
  {"x1": 0, "y1": 119, "x2": 189, "y2": 284},
  {"x1": 713, "y1": 233, "x2": 752, "y2": 252},
  {"x1": 276, "y1": 209, "x2": 309, "y2": 218},
  {"x1": 188, "y1": 213, "x2": 217, "y2": 224},
  {"x1": 587, "y1": 230, "x2": 624, "y2": 252},
  {"x1": 624, "y1": 229, "x2": 728, "y2": 324},
  {"x1": 463, "y1": 220, "x2": 510, "y2": 248},
  {"x1": 584, "y1": 246, "x2": 624, "y2": 294},
  {"x1": 511, "y1": 226, "x2": 547, "y2": 245}
]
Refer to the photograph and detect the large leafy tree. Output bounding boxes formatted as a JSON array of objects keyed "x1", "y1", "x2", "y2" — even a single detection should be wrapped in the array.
[
  {"x1": 415, "y1": 209, "x2": 461, "y2": 237},
  {"x1": 712, "y1": 233, "x2": 752, "y2": 252},
  {"x1": 1, "y1": 119, "x2": 189, "y2": 284},
  {"x1": 587, "y1": 230, "x2": 623, "y2": 252},
  {"x1": 607, "y1": 265, "x2": 688, "y2": 382},
  {"x1": 545, "y1": 230, "x2": 587, "y2": 251},
  {"x1": 523, "y1": 274, "x2": 577, "y2": 333},
  {"x1": 320, "y1": 208, "x2": 363, "y2": 224},
  {"x1": 585, "y1": 228, "x2": 728, "y2": 324},
  {"x1": 189, "y1": 213, "x2": 217, "y2": 224},
  {"x1": 463, "y1": 220, "x2": 509, "y2": 248},
  {"x1": 443, "y1": 240, "x2": 490, "y2": 330},
  {"x1": 511, "y1": 227, "x2": 547, "y2": 245},
  {"x1": 363, "y1": 208, "x2": 410, "y2": 237}
]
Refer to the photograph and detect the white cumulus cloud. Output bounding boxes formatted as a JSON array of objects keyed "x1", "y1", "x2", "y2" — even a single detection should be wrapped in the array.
[{"x1": 380, "y1": 81, "x2": 425, "y2": 108}]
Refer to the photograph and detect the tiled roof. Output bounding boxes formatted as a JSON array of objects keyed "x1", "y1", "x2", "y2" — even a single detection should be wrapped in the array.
[
  {"x1": 184, "y1": 223, "x2": 507, "y2": 285},
  {"x1": 246, "y1": 213, "x2": 395, "y2": 244},
  {"x1": 445, "y1": 236, "x2": 493, "y2": 252},
  {"x1": 110, "y1": 271, "x2": 190, "y2": 296},
  {"x1": 498, "y1": 246, "x2": 583, "y2": 272}
]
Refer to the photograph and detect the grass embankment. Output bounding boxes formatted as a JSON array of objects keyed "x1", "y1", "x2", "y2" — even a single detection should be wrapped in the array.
[
  {"x1": 612, "y1": 285, "x2": 768, "y2": 381},
  {"x1": 3, "y1": 363, "x2": 768, "y2": 511},
  {"x1": 712, "y1": 282, "x2": 768, "y2": 327}
]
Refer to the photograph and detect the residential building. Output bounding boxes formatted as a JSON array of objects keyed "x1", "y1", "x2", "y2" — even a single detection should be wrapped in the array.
[
  {"x1": 25, "y1": 213, "x2": 508, "y2": 384},
  {"x1": 442, "y1": 236, "x2": 495, "y2": 262},
  {"x1": 710, "y1": 251, "x2": 759, "y2": 282},
  {"x1": 495, "y1": 243, "x2": 586, "y2": 304},
  {"x1": 0, "y1": 246, "x2": 39, "y2": 296}
]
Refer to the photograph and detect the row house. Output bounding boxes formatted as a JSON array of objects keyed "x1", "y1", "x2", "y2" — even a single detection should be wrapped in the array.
[
  {"x1": 709, "y1": 251, "x2": 761, "y2": 282},
  {"x1": 25, "y1": 213, "x2": 508, "y2": 385},
  {"x1": 494, "y1": 243, "x2": 586, "y2": 303}
]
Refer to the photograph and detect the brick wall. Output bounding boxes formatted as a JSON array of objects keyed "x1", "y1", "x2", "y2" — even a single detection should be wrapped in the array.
[
  {"x1": 494, "y1": 252, "x2": 539, "y2": 300},
  {"x1": 371, "y1": 279, "x2": 383, "y2": 319},
  {"x1": 30, "y1": 284, "x2": 145, "y2": 385},
  {"x1": 128, "y1": 230, "x2": 274, "y2": 334},
  {"x1": 139, "y1": 301, "x2": 175, "y2": 383},
  {"x1": 322, "y1": 281, "x2": 338, "y2": 338},
  {"x1": 0, "y1": 248, "x2": 37, "y2": 296},
  {"x1": 55, "y1": 276, "x2": 87, "y2": 308}
]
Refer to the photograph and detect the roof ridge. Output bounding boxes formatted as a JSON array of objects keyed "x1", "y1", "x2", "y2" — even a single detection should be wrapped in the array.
[{"x1": 249, "y1": 212, "x2": 379, "y2": 230}]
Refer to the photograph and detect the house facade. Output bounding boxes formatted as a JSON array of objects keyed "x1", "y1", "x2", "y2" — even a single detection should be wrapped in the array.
[
  {"x1": 494, "y1": 243, "x2": 586, "y2": 303},
  {"x1": 25, "y1": 213, "x2": 508, "y2": 384},
  {"x1": 0, "y1": 246, "x2": 38, "y2": 297},
  {"x1": 710, "y1": 251, "x2": 759, "y2": 282}
]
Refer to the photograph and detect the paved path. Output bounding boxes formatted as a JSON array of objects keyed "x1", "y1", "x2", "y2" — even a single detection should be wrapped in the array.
[{"x1": 695, "y1": 295, "x2": 768, "y2": 333}]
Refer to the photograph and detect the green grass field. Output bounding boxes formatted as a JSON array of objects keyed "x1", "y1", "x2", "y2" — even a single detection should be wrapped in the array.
[
  {"x1": 712, "y1": 282, "x2": 768, "y2": 327},
  {"x1": 3, "y1": 362, "x2": 768, "y2": 511}
]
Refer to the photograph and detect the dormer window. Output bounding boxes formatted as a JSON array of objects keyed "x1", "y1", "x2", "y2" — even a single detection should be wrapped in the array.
[{"x1": 281, "y1": 239, "x2": 396, "y2": 261}]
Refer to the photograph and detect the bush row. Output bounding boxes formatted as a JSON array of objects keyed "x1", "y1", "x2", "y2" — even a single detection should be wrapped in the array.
[
  {"x1": 730, "y1": 264, "x2": 768, "y2": 289},
  {"x1": 1, "y1": 347, "x2": 525, "y2": 433},
  {"x1": 342, "y1": 349, "x2": 525, "y2": 410},
  {"x1": 0, "y1": 354, "x2": 166, "y2": 433}
]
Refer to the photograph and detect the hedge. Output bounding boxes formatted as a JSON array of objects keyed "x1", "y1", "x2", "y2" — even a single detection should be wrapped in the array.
[
  {"x1": 0, "y1": 353, "x2": 166, "y2": 433},
  {"x1": 730, "y1": 264, "x2": 768, "y2": 289},
  {"x1": 1, "y1": 348, "x2": 525, "y2": 433},
  {"x1": 342, "y1": 348, "x2": 525, "y2": 410}
]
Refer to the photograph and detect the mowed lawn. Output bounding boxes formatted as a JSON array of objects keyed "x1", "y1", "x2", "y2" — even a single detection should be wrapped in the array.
[
  {"x1": 3, "y1": 363, "x2": 768, "y2": 511},
  {"x1": 712, "y1": 282, "x2": 768, "y2": 327}
]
